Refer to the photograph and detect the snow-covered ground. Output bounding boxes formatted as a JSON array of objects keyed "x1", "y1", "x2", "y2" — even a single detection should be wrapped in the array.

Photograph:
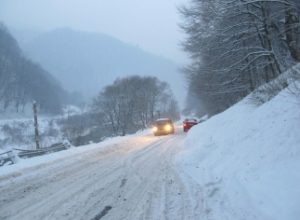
[
  {"x1": 0, "y1": 126, "x2": 204, "y2": 219},
  {"x1": 179, "y1": 85, "x2": 300, "y2": 220},
  {"x1": 0, "y1": 83, "x2": 299, "y2": 219},
  {"x1": 0, "y1": 105, "x2": 85, "y2": 152}
]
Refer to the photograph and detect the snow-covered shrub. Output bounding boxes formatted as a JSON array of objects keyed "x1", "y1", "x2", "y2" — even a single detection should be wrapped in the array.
[
  {"x1": 252, "y1": 64, "x2": 300, "y2": 104},
  {"x1": 0, "y1": 122, "x2": 31, "y2": 146},
  {"x1": 57, "y1": 113, "x2": 93, "y2": 146},
  {"x1": 287, "y1": 67, "x2": 300, "y2": 101},
  {"x1": 0, "y1": 117, "x2": 64, "y2": 150}
]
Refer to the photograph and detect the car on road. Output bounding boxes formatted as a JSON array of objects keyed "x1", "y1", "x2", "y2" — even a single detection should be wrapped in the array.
[
  {"x1": 183, "y1": 118, "x2": 198, "y2": 132},
  {"x1": 152, "y1": 118, "x2": 174, "y2": 136}
]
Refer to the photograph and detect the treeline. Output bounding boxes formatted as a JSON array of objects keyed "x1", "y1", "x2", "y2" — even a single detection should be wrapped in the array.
[
  {"x1": 56, "y1": 76, "x2": 180, "y2": 146},
  {"x1": 179, "y1": 0, "x2": 300, "y2": 116},
  {"x1": 0, "y1": 23, "x2": 70, "y2": 114},
  {"x1": 92, "y1": 75, "x2": 180, "y2": 136}
]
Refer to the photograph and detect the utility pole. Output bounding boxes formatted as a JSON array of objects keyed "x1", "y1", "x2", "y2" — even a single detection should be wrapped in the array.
[{"x1": 33, "y1": 101, "x2": 40, "y2": 149}]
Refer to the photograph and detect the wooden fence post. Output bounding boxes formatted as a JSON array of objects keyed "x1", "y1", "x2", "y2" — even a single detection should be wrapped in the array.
[{"x1": 33, "y1": 101, "x2": 40, "y2": 150}]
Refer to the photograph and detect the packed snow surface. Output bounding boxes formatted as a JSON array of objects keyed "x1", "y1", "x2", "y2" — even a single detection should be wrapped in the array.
[
  {"x1": 0, "y1": 86, "x2": 299, "y2": 219},
  {"x1": 0, "y1": 125, "x2": 204, "y2": 220}
]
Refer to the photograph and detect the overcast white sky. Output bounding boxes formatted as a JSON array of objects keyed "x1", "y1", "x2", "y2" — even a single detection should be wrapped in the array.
[{"x1": 0, "y1": 0, "x2": 190, "y2": 64}]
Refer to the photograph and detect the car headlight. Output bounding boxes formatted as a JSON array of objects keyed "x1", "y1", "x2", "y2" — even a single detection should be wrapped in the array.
[
  {"x1": 165, "y1": 124, "x2": 171, "y2": 131},
  {"x1": 152, "y1": 126, "x2": 158, "y2": 132}
]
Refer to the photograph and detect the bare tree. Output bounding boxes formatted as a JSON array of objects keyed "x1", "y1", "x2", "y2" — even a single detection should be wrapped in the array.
[
  {"x1": 92, "y1": 75, "x2": 179, "y2": 136},
  {"x1": 179, "y1": 0, "x2": 300, "y2": 115}
]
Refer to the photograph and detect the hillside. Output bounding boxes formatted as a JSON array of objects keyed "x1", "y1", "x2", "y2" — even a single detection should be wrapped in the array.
[
  {"x1": 20, "y1": 28, "x2": 185, "y2": 105},
  {"x1": 178, "y1": 67, "x2": 300, "y2": 219},
  {"x1": 0, "y1": 24, "x2": 68, "y2": 116}
]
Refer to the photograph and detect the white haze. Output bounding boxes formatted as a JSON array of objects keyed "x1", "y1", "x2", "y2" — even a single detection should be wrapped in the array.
[
  {"x1": 0, "y1": 0, "x2": 190, "y2": 108},
  {"x1": 0, "y1": 0, "x2": 189, "y2": 65}
]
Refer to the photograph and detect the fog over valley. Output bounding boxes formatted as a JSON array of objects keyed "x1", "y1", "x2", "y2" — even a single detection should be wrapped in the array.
[
  {"x1": 0, "y1": 0, "x2": 189, "y2": 112},
  {"x1": 15, "y1": 27, "x2": 185, "y2": 106}
]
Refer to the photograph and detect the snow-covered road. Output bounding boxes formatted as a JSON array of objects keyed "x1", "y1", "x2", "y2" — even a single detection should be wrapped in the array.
[{"x1": 0, "y1": 126, "x2": 203, "y2": 220}]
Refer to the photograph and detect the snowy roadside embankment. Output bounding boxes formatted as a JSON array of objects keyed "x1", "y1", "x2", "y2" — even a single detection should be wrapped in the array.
[
  {"x1": 0, "y1": 129, "x2": 152, "y2": 181},
  {"x1": 178, "y1": 86, "x2": 300, "y2": 220}
]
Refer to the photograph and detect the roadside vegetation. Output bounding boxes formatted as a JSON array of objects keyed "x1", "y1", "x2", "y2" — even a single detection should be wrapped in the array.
[
  {"x1": 179, "y1": 0, "x2": 300, "y2": 117},
  {"x1": 91, "y1": 75, "x2": 180, "y2": 136},
  {"x1": 0, "y1": 22, "x2": 180, "y2": 150}
]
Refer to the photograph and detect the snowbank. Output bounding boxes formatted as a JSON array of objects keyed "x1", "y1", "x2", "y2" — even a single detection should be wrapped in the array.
[
  {"x1": 178, "y1": 86, "x2": 300, "y2": 220},
  {"x1": 0, "y1": 129, "x2": 152, "y2": 181}
]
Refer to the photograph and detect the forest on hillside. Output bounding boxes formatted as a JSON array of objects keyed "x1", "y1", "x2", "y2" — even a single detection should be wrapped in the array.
[
  {"x1": 0, "y1": 23, "x2": 69, "y2": 114},
  {"x1": 20, "y1": 27, "x2": 184, "y2": 104},
  {"x1": 180, "y1": 0, "x2": 300, "y2": 117}
]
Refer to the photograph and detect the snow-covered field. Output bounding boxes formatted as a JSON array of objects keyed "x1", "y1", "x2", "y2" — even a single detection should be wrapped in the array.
[{"x1": 0, "y1": 84, "x2": 299, "y2": 219}]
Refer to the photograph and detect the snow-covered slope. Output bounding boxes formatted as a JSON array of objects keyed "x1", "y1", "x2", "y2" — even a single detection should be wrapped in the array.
[
  {"x1": 1, "y1": 73, "x2": 299, "y2": 219},
  {"x1": 178, "y1": 85, "x2": 300, "y2": 219}
]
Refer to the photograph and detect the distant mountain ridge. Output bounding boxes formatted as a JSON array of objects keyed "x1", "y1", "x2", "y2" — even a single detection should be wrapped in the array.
[{"x1": 20, "y1": 28, "x2": 184, "y2": 105}]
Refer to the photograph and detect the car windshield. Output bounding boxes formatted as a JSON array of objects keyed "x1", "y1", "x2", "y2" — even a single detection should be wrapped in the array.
[
  {"x1": 156, "y1": 120, "x2": 170, "y2": 125},
  {"x1": 185, "y1": 119, "x2": 197, "y2": 122}
]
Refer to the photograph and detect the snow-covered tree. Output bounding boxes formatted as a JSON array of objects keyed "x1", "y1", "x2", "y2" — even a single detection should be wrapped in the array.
[
  {"x1": 179, "y1": 0, "x2": 300, "y2": 115},
  {"x1": 92, "y1": 76, "x2": 179, "y2": 135}
]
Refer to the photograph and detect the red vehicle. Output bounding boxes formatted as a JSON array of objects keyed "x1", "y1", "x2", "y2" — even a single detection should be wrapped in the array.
[{"x1": 183, "y1": 119, "x2": 198, "y2": 132}]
